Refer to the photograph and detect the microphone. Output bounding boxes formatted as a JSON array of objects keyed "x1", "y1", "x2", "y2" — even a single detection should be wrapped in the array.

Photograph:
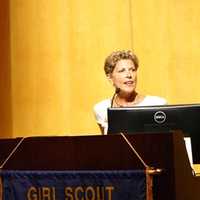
[{"x1": 115, "y1": 88, "x2": 120, "y2": 93}]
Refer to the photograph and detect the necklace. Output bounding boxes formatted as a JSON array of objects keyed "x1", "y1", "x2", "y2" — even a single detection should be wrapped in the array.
[{"x1": 114, "y1": 99, "x2": 124, "y2": 107}]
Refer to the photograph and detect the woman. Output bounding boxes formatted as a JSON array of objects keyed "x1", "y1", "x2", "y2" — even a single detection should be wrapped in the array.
[{"x1": 94, "y1": 50, "x2": 167, "y2": 134}]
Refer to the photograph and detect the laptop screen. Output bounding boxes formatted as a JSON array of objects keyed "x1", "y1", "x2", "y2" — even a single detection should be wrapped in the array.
[{"x1": 107, "y1": 104, "x2": 200, "y2": 163}]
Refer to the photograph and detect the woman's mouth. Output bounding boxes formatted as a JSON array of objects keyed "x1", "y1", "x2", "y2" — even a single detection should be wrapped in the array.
[{"x1": 124, "y1": 81, "x2": 134, "y2": 85}]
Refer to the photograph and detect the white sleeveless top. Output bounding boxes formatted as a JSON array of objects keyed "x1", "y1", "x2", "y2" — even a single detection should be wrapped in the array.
[{"x1": 93, "y1": 95, "x2": 167, "y2": 134}]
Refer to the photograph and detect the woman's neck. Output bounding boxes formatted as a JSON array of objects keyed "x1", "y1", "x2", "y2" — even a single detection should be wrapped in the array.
[
  {"x1": 114, "y1": 91, "x2": 144, "y2": 107},
  {"x1": 117, "y1": 91, "x2": 137, "y2": 102}
]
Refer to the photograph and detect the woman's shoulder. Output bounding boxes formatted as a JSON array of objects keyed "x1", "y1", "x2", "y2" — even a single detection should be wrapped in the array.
[
  {"x1": 94, "y1": 98, "x2": 111, "y2": 112},
  {"x1": 140, "y1": 95, "x2": 167, "y2": 106}
]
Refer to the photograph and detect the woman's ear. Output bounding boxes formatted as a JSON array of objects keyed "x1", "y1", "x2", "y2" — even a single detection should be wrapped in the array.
[{"x1": 107, "y1": 74, "x2": 113, "y2": 85}]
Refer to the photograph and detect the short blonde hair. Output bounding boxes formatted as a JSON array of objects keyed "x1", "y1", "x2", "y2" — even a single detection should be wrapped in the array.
[{"x1": 104, "y1": 50, "x2": 139, "y2": 75}]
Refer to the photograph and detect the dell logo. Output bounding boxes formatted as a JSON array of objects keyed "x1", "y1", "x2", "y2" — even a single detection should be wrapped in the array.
[{"x1": 154, "y1": 111, "x2": 166, "y2": 124}]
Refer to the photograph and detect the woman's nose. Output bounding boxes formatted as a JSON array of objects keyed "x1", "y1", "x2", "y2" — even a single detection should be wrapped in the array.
[{"x1": 125, "y1": 71, "x2": 132, "y2": 78}]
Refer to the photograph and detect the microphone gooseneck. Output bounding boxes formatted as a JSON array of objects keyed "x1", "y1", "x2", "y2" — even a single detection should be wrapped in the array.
[{"x1": 111, "y1": 88, "x2": 120, "y2": 108}]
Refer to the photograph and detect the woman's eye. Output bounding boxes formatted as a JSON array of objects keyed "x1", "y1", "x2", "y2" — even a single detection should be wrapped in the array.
[
  {"x1": 118, "y1": 68, "x2": 125, "y2": 73},
  {"x1": 130, "y1": 68, "x2": 135, "y2": 72}
]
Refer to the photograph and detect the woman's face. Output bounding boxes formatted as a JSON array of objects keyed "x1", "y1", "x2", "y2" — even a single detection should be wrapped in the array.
[{"x1": 108, "y1": 59, "x2": 137, "y2": 94}]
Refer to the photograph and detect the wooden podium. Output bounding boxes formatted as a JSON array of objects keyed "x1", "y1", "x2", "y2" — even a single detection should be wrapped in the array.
[{"x1": 0, "y1": 131, "x2": 200, "y2": 200}]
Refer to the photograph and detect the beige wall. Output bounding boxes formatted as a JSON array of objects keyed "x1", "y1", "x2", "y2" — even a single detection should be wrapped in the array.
[
  {"x1": 133, "y1": 0, "x2": 200, "y2": 104},
  {"x1": 10, "y1": 0, "x2": 72, "y2": 136},
  {"x1": 1, "y1": 0, "x2": 200, "y2": 137},
  {"x1": 10, "y1": 0, "x2": 133, "y2": 137}
]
